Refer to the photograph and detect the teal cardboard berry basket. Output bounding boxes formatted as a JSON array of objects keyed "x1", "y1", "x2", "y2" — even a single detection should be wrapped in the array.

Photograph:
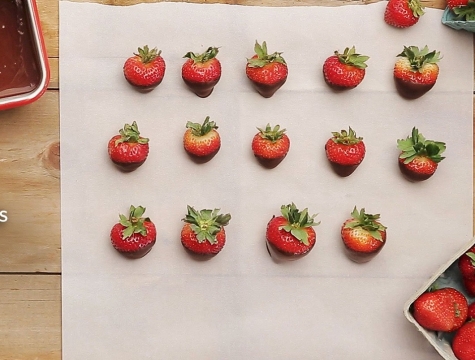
[{"x1": 442, "y1": 7, "x2": 475, "y2": 32}]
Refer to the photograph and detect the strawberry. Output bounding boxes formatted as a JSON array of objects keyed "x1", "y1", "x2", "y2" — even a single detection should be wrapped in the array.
[
  {"x1": 468, "y1": 302, "x2": 475, "y2": 320},
  {"x1": 180, "y1": 205, "x2": 231, "y2": 256},
  {"x1": 325, "y1": 127, "x2": 365, "y2": 176},
  {"x1": 341, "y1": 207, "x2": 387, "y2": 263},
  {"x1": 447, "y1": 0, "x2": 470, "y2": 8},
  {"x1": 266, "y1": 203, "x2": 320, "y2": 261},
  {"x1": 412, "y1": 287, "x2": 468, "y2": 332},
  {"x1": 182, "y1": 46, "x2": 221, "y2": 98},
  {"x1": 463, "y1": 278, "x2": 475, "y2": 297},
  {"x1": 459, "y1": 248, "x2": 475, "y2": 280},
  {"x1": 183, "y1": 116, "x2": 221, "y2": 160},
  {"x1": 246, "y1": 41, "x2": 288, "y2": 98},
  {"x1": 123, "y1": 45, "x2": 166, "y2": 91},
  {"x1": 110, "y1": 205, "x2": 157, "y2": 259},
  {"x1": 108, "y1": 121, "x2": 149, "y2": 172},
  {"x1": 451, "y1": 2, "x2": 475, "y2": 20},
  {"x1": 322, "y1": 47, "x2": 369, "y2": 90},
  {"x1": 453, "y1": 321, "x2": 475, "y2": 360},
  {"x1": 251, "y1": 124, "x2": 290, "y2": 168},
  {"x1": 397, "y1": 127, "x2": 446, "y2": 181},
  {"x1": 384, "y1": 0, "x2": 425, "y2": 28},
  {"x1": 393, "y1": 45, "x2": 441, "y2": 99}
]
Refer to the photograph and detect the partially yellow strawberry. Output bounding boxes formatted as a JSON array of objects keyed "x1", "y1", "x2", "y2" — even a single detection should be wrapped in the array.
[
  {"x1": 251, "y1": 124, "x2": 290, "y2": 168},
  {"x1": 397, "y1": 127, "x2": 446, "y2": 181},
  {"x1": 246, "y1": 41, "x2": 288, "y2": 98},
  {"x1": 123, "y1": 45, "x2": 166, "y2": 91},
  {"x1": 183, "y1": 116, "x2": 221, "y2": 160},
  {"x1": 393, "y1": 45, "x2": 441, "y2": 99},
  {"x1": 322, "y1": 47, "x2": 369, "y2": 90}
]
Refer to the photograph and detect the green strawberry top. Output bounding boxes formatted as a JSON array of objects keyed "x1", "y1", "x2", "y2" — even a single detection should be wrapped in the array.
[
  {"x1": 183, "y1": 205, "x2": 231, "y2": 244},
  {"x1": 408, "y1": 0, "x2": 425, "y2": 17},
  {"x1": 344, "y1": 207, "x2": 386, "y2": 242},
  {"x1": 135, "y1": 45, "x2": 161, "y2": 64},
  {"x1": 247, "y1": 41, "x2": 286, "y2": 68},
  {"x1": 116, "y1": 121, "x2": 149, "y2": 146},
  {"x1": 257, "y1": 124, "x2": 286, "y2": 142},
  {"x1": 279, "y1": 203, "x2": 320, "y2": 245},
  {"x1": 397, "y1": 46, "x2": 441, "y2": 72},
  {"x1": 119, "y1": 205, "x2": 150, "y2": 240},
  {"x1": 397, "y1": 127, "x2": 446, "y2": 164},
  {"x1": 183, "y1": 47, "x2": 219, "y2": 63},
  {"x1": 186, "y1": 116, "x2": 218, "y2": 137},
  {"x1": 453, "y1": 2, "x2": 475, "y2": 20},
  {"x1": 335, "y1": 46, "x2": 369, "y2": 69},
  {"x1": 331, "y1": 127, "x2": 362, "y2": 145}
]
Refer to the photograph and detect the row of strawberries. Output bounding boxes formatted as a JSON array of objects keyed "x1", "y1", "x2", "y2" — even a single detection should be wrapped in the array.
[
  {"x1": 412, "y1": 249, "x2": 475, "y2": 360},
  {"x1": 123, "y1": 42, "x2": 441, "y2": 100},
  {"x1": 108, "y1": 120, "x2": 447, "y2": 180}
]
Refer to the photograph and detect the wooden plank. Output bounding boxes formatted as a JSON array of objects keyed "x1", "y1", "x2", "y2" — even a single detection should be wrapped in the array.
[
  {"x1": 0, "y1": 91, "x2": 60, "y2": 273},
  {"x1": 38, "y1": 0, "x2": 59, "y2": 58},
  {"x1": 0, "y1": 275, "x2": 61, "y2": 360}
]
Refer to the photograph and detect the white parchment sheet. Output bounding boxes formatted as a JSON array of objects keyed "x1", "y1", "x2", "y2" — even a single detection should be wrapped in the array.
[{"x1": 60, "y1": 1, "x2": 473, "y2": 359}]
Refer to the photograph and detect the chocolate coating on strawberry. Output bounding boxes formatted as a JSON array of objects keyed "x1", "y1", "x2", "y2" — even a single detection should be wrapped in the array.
[
  {"x1": 393, "y1": 46, "x2": 441, "y2": 99},
  {"x1": 183, "y1": 116, "x2": 221, "y2": 162},
  {"x1": 341, "y1": 207, "x2": 387, "y2": 263},
  {"x1": 384, "y1": 0, "x2": 424, "y2": 28},
  {"x1": 323, "y1": 47, "x2": 369, "y2": 90},
  {"x1": 266, "y1": 203, "x2": 320, "y2": 262},
  {"x1": 110, "y1": 205, "x2": 156, "y2": 259},
  {"x1": 123, "y1": 45, "x2": 166, "y2": 92},
  {"x1": 180, "y1": 205, "x2": 231, "y2": 257},
  {"x1": 108, "y1": 121, "x2": 149, "y2": 172},
  {"x1": 325, "y1": 127, "x2": 365, "y2": 177},
  {"x1": 182, "y1": 47, "x2": 221, "y2": 98},
  {"x1": 397, "y1": 127, "x2": 446, "y2": 181},
  {"x1": 252, "y1": 124, "x2": 290, "y2": 168},
  {"x1": 246, "y1": 41, "x2": 288, "y2": 98}
]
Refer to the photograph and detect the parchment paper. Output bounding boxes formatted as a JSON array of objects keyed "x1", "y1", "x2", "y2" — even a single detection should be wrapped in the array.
[{"x1": 59, "y1": 2, "x2": 474, "y2": 359}]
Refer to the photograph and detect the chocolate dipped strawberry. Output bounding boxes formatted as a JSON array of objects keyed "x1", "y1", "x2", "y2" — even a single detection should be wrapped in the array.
[
  {"x1": 325, "y1": 127, "x2": 365, "y2": 176},
  {"x1": 180, "y1": 205, "x2": 231, "y2": 257},
  {"x1": 322, "y1": 46, "x2": 369, "y2": 90},
  {"x1": 108, "y1": 121, "x2": 149, "y2": 172},
  {"x1": 183, "y1": 116, "x2": 221, "y2": 162},
  {"x1": 393, "y1": 45, "x2": 441, "y2": 99},
  {"x1": 412, "y1": 287, "x2": 468, "y2": 332},
  {"x1": 246, "y1": 41, "x2": 288, "y2": 98},
  {"x1": 123, "y1": 45, "x2": 166, "y2": 92},
  {"x1": 251, "y1": 123, "x2": 290, "y2": 168},
  {"x1": 397, "y1": 127, "x2": 446, "y2": 181},
  {"x1": 182, "y1": 46, "x2": 221, "y2": 98},
  {"x1": 110, "y1": 205, "x2": 157, "y2": 259},
  {"x1": 341, "y1": 207, "x2": 387, "y2": 263},
  {"x1": 266, "y1": 203, "x2": 320, "y2": 261}
]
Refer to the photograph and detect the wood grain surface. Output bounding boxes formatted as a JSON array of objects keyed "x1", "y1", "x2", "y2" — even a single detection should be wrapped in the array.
[{"x1": 0, "y1": 0, "x2": 470, "y2": 358}]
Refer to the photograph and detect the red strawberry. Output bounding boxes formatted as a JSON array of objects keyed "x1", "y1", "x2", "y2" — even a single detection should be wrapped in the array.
[
  {"x1": 447, "y1": 0, "x2": 469, "y2": 8},
  {"x1": 180, "y1": 205, "x2": 231, "y2": 256},
  {"x1": 451, "y1": 2, "x2": 475, "y2": 19},
  {"x1": 384, "y1": 0, "x2": 425, "y2": 28},
  {"x1": 246, "y1": 41, "x2": 288, "y2": 98},
  {"x1": 251, "y1": 124, "x2": 290, "y2": 168},
  {"x1": 110, "y1": 205, "x2": 157, "y2": 259},
  {"x1": 459, "y1": 248, "x2": 475, "y2": 280},
  {"x1": 341, "y1": 207, "x2": 387, "y2": 263},
  {"x1": 183, "y1": 116, "x2": 221, "y2": 160},
  {"x1": 322, "y1": 47, "x2": 369, "y2": 90},
  {"x1": 453, "y1": 321, "x2": 475, "y2": 360},
  {"x1": 463, "y1": 278, "x2": 475, "y2": 297},
  {"x1": 108, "y1": 121, "x2": 149, "y2": 172},
  {"x1": 182, "y1": 46, "x2": 221, "y2": 98},
  {"x1": 393, "y1": 45, "x2": 441, "y2": 99},
  {"x1": 468, "y1": 302, "x2": 475, "y2": 320},
  {"x1": 397, "y1": 127, "x2": 446, "y2": 181},
  {"x1": 412, "y1": 287, "x2": 468, "y2": 332},
  {"x1": 325, "y1": 127, "x2": 366, "y2": 177},
  {"x1": 123, "y1": 45, "x2": 166, "y2": 91},
  {"x1": 266, "y1": 203, "x2": 320, "y2": 261}
]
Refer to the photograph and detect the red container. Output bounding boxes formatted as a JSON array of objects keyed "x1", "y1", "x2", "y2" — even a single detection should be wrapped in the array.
[{"x1": 0, "y1": 0, "x2": 50, "y2": 110}]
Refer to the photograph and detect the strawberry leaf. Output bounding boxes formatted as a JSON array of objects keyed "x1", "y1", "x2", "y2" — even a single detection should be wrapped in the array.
[{"x1": 183, "y1": 205, "x2": 231, "y2": 245}]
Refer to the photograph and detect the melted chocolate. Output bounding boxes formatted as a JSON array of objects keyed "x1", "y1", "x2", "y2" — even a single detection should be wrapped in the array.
[{"x1": 0, "y1": 0, "x2": 40, "y2": 99}]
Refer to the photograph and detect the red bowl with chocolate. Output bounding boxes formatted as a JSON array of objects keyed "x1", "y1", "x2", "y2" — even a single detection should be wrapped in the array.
[{"x1": 0, "y1": 0, "x2": 50, "y2": 110}]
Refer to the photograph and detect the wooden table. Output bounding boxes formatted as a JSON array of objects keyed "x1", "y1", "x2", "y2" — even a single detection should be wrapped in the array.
[{"x1": 0, "y1": 0, "x2": 467, "y2": 358}]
